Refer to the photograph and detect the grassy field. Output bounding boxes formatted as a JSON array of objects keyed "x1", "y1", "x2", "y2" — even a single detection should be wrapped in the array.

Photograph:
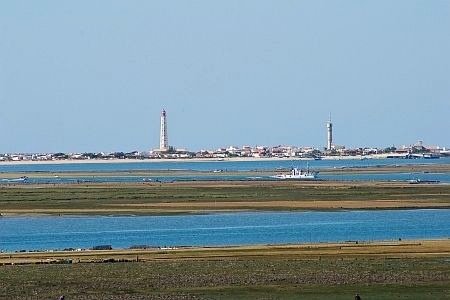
[
  {"x1": 1, "y1": 241, "x2": 450, "y2": 299},
  {"x1": 1, "y1": 181, "x2": 450, "y2": 215},
  {"x1": 1, "y1": 178, "x2": 450, "y2": 298}
]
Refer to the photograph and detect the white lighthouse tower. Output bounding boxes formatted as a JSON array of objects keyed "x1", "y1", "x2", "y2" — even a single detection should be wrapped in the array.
[
  {"x1": 326, "y1": 114, "x2": 333, "y2": 151},
  {"x1": 159, "y1": 109, "x2": 169, "y2": 151}
]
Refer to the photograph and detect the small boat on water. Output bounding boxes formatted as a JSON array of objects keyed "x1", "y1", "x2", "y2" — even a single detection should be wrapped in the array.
[
  {"x1": 1, "y1": 176, "x2": 29, "y2": 183},
  {"x1": 271, "y1": 166, "x2": 318, "y2": 180},
  {"x1": 408, "y1": 179, "x2": 440, "y2": 184}
]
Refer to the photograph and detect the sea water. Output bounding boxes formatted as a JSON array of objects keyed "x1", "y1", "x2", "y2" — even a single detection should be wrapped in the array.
[
  {"x1": 0, "y1": 157, "x2": 449, "y2": 172},
  {"x1": 1, "y1": 157, "x2": 449, "y2": 183},
  {"x1": 1, "y1": 209, "x2": 449, "y2": 252}
]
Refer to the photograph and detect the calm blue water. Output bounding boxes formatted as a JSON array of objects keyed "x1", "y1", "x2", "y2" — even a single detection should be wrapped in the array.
[
  {"x1": 1, "y1": 157, "x2": 449, "y2": 183},
  {"x1": 4, "y1": 171, "x2": 449, "y2": 184},
  {"x1": 0, "y1": 157, "x2": 449, "y2": 172},
  {"x1": 1, "y1": 210, "x2": 449, "y2": 252}
]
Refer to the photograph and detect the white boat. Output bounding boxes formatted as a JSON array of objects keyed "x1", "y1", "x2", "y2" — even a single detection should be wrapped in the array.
[
  {"x1": 1, "y1": 176, "x2": 29, "y2": 183},
  {"x1": 271, "y1": 167, "x2": 318, "y2": 180}
]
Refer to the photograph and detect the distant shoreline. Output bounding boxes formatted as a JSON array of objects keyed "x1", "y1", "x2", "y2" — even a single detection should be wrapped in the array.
[
  {"x1": 0, "y1": 156, "x2": 299, "y2": 166},
  {"x1": 0, "y1": 154, "x2": 430, "y2": 166}
]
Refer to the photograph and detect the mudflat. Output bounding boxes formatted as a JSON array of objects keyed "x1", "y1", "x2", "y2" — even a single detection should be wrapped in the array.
[{"x1": 1, "y1": 181, "x2": 449, "y2": 215}]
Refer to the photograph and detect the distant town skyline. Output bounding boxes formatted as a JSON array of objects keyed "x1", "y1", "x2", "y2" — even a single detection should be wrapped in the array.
[{"x1": 1, "y1": 1, "x2": 449, "y2": 153}]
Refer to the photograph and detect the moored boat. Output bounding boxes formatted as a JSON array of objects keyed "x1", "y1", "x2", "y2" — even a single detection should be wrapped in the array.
[
  {"x1": 271, "y1": 166, "x2": 318, "y2": 180},
  {"x1": 1, "y1": 176, "x2": 29, "y2": 183}
]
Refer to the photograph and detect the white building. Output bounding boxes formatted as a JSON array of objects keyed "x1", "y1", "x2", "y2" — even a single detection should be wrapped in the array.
[
  {"x1": 159, "y1": 109, "x2": 169, "y2": 151},
  {"x1": 326, "y1": 115, "x2": 333, "y2": 150}
]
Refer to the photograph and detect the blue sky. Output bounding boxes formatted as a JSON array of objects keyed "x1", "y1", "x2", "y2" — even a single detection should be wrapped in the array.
[{"x1": 1, "y1": 1, "x2": 449, "y2": 152}]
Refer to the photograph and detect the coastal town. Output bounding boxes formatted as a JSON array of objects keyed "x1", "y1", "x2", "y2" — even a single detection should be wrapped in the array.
[
  {"x1": 1, "y1": 142, "x2": 449, "y2": 163},
  {"x1": 1, "y1": 110, "x2": 448, "y2": 163}
]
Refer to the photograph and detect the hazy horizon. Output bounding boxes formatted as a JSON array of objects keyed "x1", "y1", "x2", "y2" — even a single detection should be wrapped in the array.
[{"x1": 1, "y1": 1, "x2": 449, "y2": 153}]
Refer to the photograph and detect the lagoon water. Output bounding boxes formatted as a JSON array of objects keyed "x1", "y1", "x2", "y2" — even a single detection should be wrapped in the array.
[
  {"x1": 7, "y1": 171, "x2": 449, "y2": 185},
  {"x1": 1, "y1": 157, "x2": 449, "y2": 183},
  {"x1": 1, "y1": 210, "x2": 450, "y2": 252},
  {"x1": 1, "y1": 157, "x2": 449, "y2": 173}
]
